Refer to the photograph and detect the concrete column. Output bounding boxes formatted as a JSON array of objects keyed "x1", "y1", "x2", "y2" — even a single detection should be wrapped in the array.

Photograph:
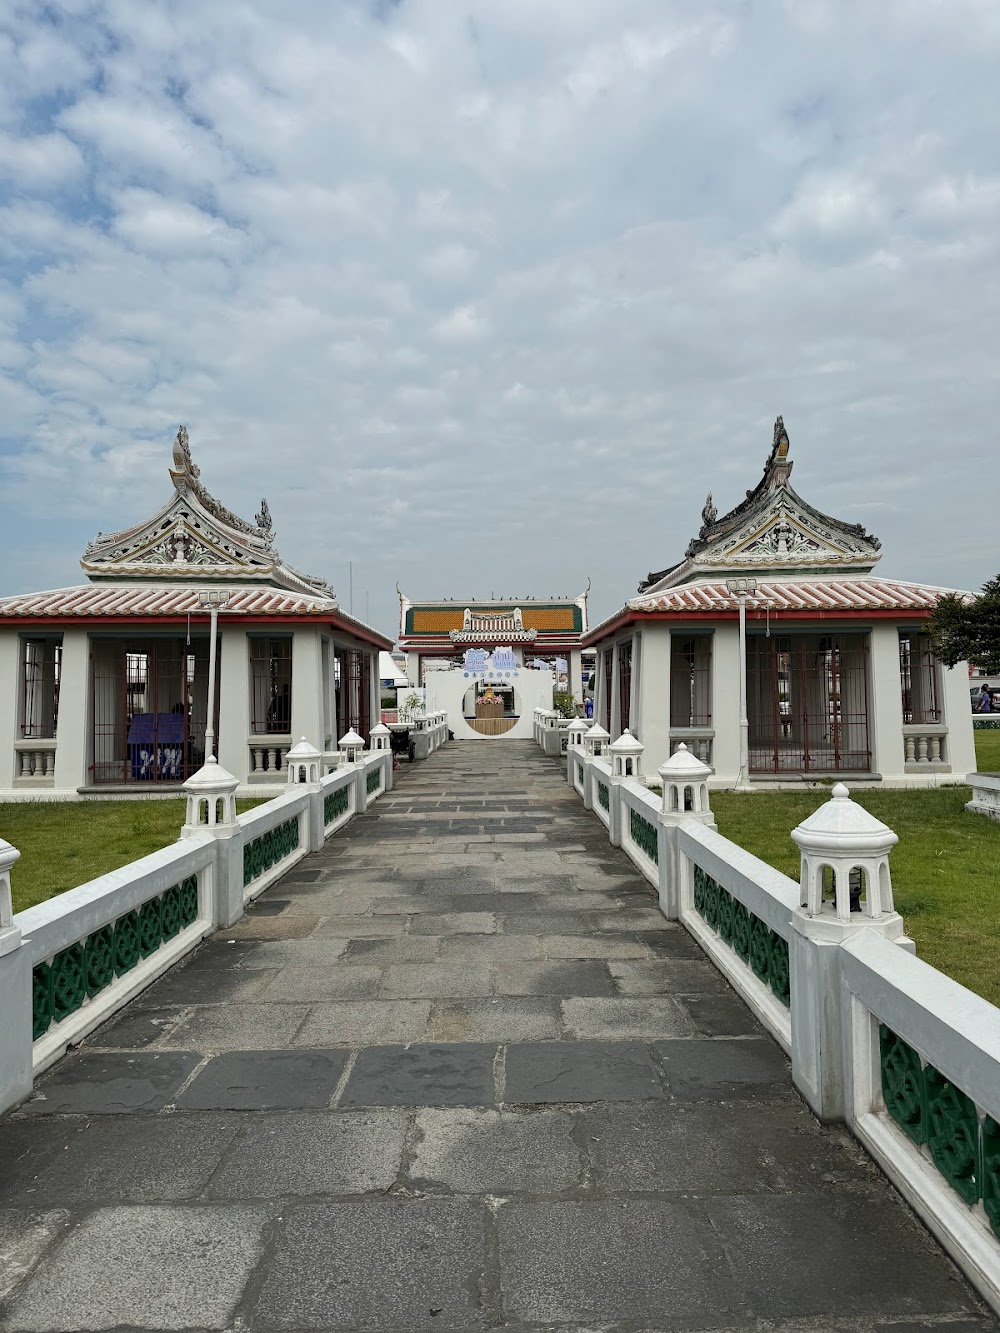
[
  {"x1": 711, "y1": 624, "x2": 741, "y2": 784},
  {"x1": 291, "y1": 628, "x2": 324, "y2": 750},
  {"x1": 0, "y1": 631, "x2": 18, "y2": 790},
  {"x1": 53, "y1": 628, "x2": 90, "y2": 792},
  {"x1": 217, "y1": 628, "x2": 251, "y2": 786},
  {"x1": 941, "y1": 662, "x2": 977, "y2": 779},
  {"x1": 568, "y1": 649, "x2": 583, "y2": 704},
  {"x1": 868, "y1": 623, "x2": 905, "y2": 781},
  {"x1": 609, "y1": 645, "x2": 621, "y2": 737},
  {"x1": 636, "y1": 625, "x2": 671, "y2": 776}
]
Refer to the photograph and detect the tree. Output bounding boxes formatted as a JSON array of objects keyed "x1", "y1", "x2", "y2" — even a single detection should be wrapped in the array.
[{"x1": 927, "y1": 575, "x2": 1000, "y2": 673}]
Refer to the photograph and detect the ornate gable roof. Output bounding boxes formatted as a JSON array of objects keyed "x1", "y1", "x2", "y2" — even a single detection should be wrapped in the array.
[
  {"x1": 81, "y1": 427, "x2": 335, "y2": 600},
  {"x1": 638, "y1": 417, "x2": 882, "y2": 593}
]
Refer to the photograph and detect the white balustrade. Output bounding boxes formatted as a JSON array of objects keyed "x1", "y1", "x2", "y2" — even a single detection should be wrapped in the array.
[
  {"x1": 902, "y1": 725, "x2": 948, "y2": 768},
  {"x1": 248, "y1": 736, "x2": 292, "y2": 779},
  {"x1": 13, "y1": 740, "x2": 57, "y2": 783}
]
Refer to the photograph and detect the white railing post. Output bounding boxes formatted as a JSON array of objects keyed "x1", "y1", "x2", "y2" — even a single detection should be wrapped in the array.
[
  {"x1": 608, "y1": 730, "x2": 644, "y2": 847},
  {"x1": 284, "y1": 737, "x2": 325, "y2": 852},
  {"x1": 180, "y1": 757, "x2": 242, "y2": 926},
  {"x1": 655, "y1": 743, "x2": 715, "y2": 919},
  {"x1": 565, "y1": 719, "x2": 589, "y2": 784},
  {"x1": 0, "y1": 838, "x2": 34, "y2": 1114},
  {"x1": 788, "y1": 783, "x2": 912, "y2": 1122}
]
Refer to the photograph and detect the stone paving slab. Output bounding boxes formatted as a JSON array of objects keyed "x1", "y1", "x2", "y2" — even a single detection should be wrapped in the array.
[{"x1": 1, "y1": 740, "x2": 994, "y2": 1332}]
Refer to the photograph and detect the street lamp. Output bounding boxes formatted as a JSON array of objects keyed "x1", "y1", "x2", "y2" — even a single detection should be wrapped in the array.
[
  {"x1": 726, "y1": 576, "x2": 757, "y2": 790},
  {"x1": 197, "y1": 589, "x2": 230, "y2": 762}
]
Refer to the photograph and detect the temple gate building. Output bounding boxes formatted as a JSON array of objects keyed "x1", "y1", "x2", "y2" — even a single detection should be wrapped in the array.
[
  {"x1": 397, "y1": 591, "x2": 589, "y2": 699},
  {"x1": 584, "y1": 418, "x2": 976, "y2": 787},
  {"x1": 0, "y1": 428, "x2": 390, "y2": 798}
]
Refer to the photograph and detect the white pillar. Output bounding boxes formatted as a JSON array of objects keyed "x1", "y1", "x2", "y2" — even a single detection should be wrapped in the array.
[
  {"x1": 868, "y1": 623, "x2": 906, "y2": 781},
  {"x1": 53, "y1": 628, "x2": 90, "y2": 791},
  {"x1": 217, "y1": 627, "x2": 251, "y2": 786},
  {"x1": 291, "y1": 627, "x2": 324, "y2": 751},
  {"x1": 636, "y1": 625, "x2": 671, "y2": 776},
  {"x1": 568, "y1": 648, "x2": 583, "y2": 704},
  {"x1": 711, "y1": 624, "x2": 741, "y2": 785},
  {"x1": 941, "y1": 661, "x2": 977, "y2": 780},
  {"x1": 0, "y1": 631, "x2": 18, "y2": 790}
]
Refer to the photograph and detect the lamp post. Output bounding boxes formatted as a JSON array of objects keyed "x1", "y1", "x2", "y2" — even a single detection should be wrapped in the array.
[
  {"x1": 726, "y1": 576, "x2": 757, "y2": 790},
  {"x1": 198, "y1": 589, "x2": 230, "y2": 762}
]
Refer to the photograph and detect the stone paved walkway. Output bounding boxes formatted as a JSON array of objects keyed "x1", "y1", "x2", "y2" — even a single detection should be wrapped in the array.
[{"x1": 1, "y1": 742, "x2": 996, "y2": 1332}]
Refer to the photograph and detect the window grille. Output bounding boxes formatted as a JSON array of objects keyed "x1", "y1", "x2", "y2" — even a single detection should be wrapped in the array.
[
  {"x1": 898, "y1": 632, "x2": 941, "y2": 725},
  {"x1": 747, "y1": 633, "x2": 871, "y2": 773},
  {"x1": 670, "y1": 635, "x2": 712, "y2": 727},
  {"x1": 250, "y1": 637, "x2": 293, "y2": 735},
  {"x1": 90, "y1": 637, "x2": 211, "y2": 784},
  {"x1": 21, "y1": 638, "x2": 62, "y2": 738},
  {"x1": 618, "y1": 641, "x2": 633, "y2": 734},
  {"x1": 336, "y1": 649, "x2": 373, "y2": 744}
]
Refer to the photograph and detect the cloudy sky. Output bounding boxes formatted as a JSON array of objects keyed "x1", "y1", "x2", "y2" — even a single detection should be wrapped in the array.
[{"x1": 1, "y1": 0, "x2": 998, "y2": 638}]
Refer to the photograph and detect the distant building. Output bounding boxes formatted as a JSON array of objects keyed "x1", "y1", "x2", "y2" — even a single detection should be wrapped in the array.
[
  {"x1": 0, "y1": 428, "x2": 390, "y2": 798},
  {"x1": 397, "y1": 592, "x2": 590, "y2": 700},
  {"x1": 584, "y1": 417, "x2": 976, "y2": 787}
]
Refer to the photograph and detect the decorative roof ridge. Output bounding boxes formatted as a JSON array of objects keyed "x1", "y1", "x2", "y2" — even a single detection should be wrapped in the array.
[{"x1": 169, "y1": 425, "x2": 267, "y2": 542}]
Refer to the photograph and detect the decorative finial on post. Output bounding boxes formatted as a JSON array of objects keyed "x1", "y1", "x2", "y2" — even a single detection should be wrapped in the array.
[
  {"x1": 286, "y1": 736, "x2": 322, "y2": 787},
  {"x1": 657, "y1": 743, "x2": 714, "y2": 824},
  {"x1": 609, "y1": 728, "x2": 644, "y2": 782},
  {"x1": 791, "y1": 783, "x2": 898, "y2": 922},
  {"x1": 180, "y1": 758, "x2": 239, "y2": 838}
]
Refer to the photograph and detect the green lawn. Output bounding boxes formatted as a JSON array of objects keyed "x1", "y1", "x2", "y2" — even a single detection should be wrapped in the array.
[
  {"x1": 973, "y1": 724, "x2": 1000, "y2": 773},
  {"x1": 2, "y1": 798, "x2": 265, "y2": 915},
  {"x1": 712, "y1": 737, "x2": 1000, "y2": 1005}
]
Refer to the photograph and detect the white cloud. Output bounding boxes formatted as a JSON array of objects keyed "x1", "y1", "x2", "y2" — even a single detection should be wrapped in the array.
[{"x1": 0, "y1": 0, "x2": 996, "y2": 635}]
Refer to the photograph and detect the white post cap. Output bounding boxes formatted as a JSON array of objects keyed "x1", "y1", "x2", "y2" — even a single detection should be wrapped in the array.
[
  {"x1": 567, "y1": 719, "x2": 590, "y2": 734},
  {"x1": 286, "y1": 736, "x2": 322, "y2": 764},
  {"x1": 338, "y1": 728, "x2": 366, "y2": 750},
  {"x1": 657, "y1": 742, "x2": 712, "y2": 783},
  {"x1": 586, "y1": 724, "x2": 611, "y2": 743},
  {"x1": 182, "y1": 756, "x2": 240, "y2": 795},
  {"x1": 609, "y1": 728, "x2": 644, "y2": 756},
  {"x1": 791, "y1": 783, "x2": 898, "y2": 859},
  {"x1": 369, "y1": 723, "x2": 391, "y2": 738}
]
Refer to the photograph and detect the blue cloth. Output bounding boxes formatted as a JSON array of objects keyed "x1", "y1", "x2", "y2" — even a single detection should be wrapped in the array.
[{"x1": 127, "y1": 713, "x2": 187, "y2": 780}]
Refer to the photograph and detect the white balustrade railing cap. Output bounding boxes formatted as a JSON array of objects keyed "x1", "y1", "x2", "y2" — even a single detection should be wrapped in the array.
[
  {"x1": 369, "y1": 723, "x2": 392, "y2": 737},
  {"x1": 0, "y1": 836, "x2": 20, "y2": 875},
  {"x1": 791, "y1": 783, "x2": 898, "y2": 856},
  {"x1": 609, "y1": 728, "x2": 644, "y2": 755},
  {"x1": 566, "y1": 719, "x2": 590, "y2": 734},
  {"x1": 586, "y1": 724, "x2": 611, "y2": 742},
  {"x1": 658, "y1": 742, "x2": 711, "y2": 781},
  {"x1": 182, "y1": 756, "x2": 240, "y2": 794},
  {"x1": 338, "y1": 728, "x2": 366, "y2": 749}
]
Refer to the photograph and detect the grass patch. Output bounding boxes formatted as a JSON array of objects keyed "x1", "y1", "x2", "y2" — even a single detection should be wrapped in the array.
[
  {"x1": 3, "y1": 798, "x2": 266, "y2": 914},
  {"x1": 974, "y1": 725, "x2": 1000, "y2": 773},
  {"x1": 712, "y1": 783, "x2": 1000, "y2": 1006}
]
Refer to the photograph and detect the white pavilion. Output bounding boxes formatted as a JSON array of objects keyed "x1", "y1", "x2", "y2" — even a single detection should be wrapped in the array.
[
  {"x1": 0, "y1": 428, "x2": 391, "y2": 799},
  {"x1": 584, "y1": 417, "x2": 976, "y2": 788}
]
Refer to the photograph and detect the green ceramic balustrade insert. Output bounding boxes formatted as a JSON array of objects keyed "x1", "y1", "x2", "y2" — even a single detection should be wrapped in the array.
[
  {"x1": 324, "y1": 784, "x2": 351, "y2": 827},
  {"x1": 597, "y1": 782, "x2": 610, "y2": 811},
  {"x1": 32, "y1": 875, "x2": 199, "y2": 1041},
  {"x1": 880, "y1": 1024, "x2": 1000, "y2": 1236},
  {"x1": 692, "y1": 864, "x2": 790, "y2": 1007},
  {"x1": 243, "y1": 816, "x2": 300, "y2": 887},
  {"x1": 576, "y1": 760, "x2": 584, "y2": 786},
  {"x1": 366, "y1": 766, "x2": 382, "y2": 796},
  {"x1": 629, "y1": 807, "x2": 659, "y2": 865}
]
